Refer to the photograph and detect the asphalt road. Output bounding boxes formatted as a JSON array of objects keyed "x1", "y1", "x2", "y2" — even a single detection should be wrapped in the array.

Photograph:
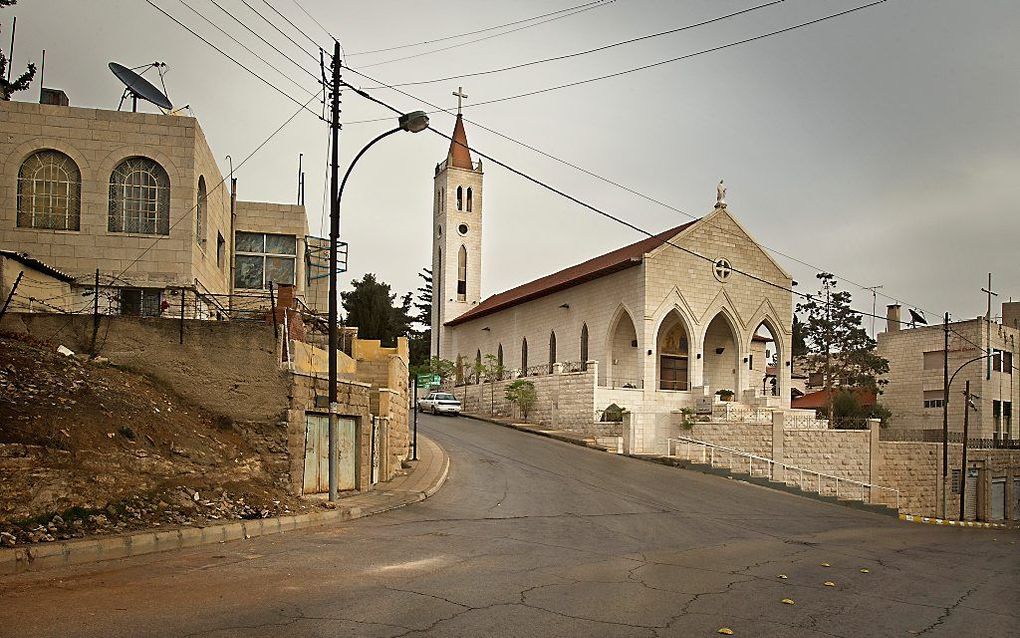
[{"x1": 1, "y1": 414, "x2": 1017, "y2": 637}]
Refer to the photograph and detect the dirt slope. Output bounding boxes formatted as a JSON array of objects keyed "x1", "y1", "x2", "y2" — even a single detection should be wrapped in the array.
[{"x1": 0, "y1": 331, "x2": 311, "y2": 546}]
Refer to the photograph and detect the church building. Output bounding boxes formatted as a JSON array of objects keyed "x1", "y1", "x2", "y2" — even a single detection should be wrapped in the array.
[{"x1": 431, "y1": 114, "x2": 795, "y2": 423}]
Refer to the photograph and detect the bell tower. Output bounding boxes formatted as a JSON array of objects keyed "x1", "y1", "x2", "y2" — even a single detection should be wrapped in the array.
[{"x1": 432, "y1": 92, "x2": 483, "y2": 360}]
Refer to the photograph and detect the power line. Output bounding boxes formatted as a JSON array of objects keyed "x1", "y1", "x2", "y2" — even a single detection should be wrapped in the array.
[
  {"x1": 177, "y1": 0, "x2": 319, "y2": 98},
  {"x1": 143, "y1": 0, "x2": 324, "y2": 119},
  {"x1": 237, "y1": 0, "x2": 319, "y2": 63},
  {"x1": 346, "y1": 0, "x2": 611, "y2": 57},
  {"x1": 366, "y1": 0, "x2": 784, "y2": 88},
  {"x1": 258, "y1": 0, "x2": 322, "y2": 51},
  {"x1": 357, "y1": 1, "x2": 617, "y2": 69},
  {"x1": 290, "y1": 0, "x2": 334, "y2": 42},
  {"x1": 202, "y1": 0, "x2": 322, "y2": 84}
]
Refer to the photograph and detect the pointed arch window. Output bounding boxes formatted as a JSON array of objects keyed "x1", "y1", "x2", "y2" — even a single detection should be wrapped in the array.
[
  {"x1": 475, "y1": 349, "x2": 482, "y2": 384},
  {"x1": 580, "y1": 323, "x2": 589, "y2": 370},
  {"x1": 196, "y1": 175, "x2": 207, "y2": 246},
  {"x1": 497, "y1": 343, "x2": 504, "y2": 372},
  {"x1": 466, "y1": 187, "x2": 473, "y2": 212},
  {"x1": 456, "y1": 185, "x2": 463, "y2": 211},
  {"x1": 109, "y1": 156, "x2": 170, "y2": 235},
  {"x1": 17, "y1": 150, "x2": 82, "y2": 230},
  {"x1": 457, "y1": 245, "x2": 467, "y2": 301},
  {"x1": 521, "y1": 338, "x2": 528, "y2": 376},
  {"x1": 549, "y1": 331, "x2": 557, "y2": 374}
]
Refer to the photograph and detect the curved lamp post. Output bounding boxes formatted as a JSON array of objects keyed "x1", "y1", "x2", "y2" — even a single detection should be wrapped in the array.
[
  {"x1": 940, "y1": 352, "x2": 995, "y2": 518},
  {"x1": 327, "y1": 110, "x2": 429, "y2": 501}
]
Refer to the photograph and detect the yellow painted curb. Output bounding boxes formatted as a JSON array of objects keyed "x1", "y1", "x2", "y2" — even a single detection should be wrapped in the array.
[{"x1": 898, "y1": 514, "x2": 1006, "y2": 529}]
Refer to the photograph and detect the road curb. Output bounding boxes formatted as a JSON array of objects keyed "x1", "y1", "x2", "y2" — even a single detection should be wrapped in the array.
[
  {"x1": 898, "y1": 514, "x2": 1007, "y2": 529},
  {"x1": 461, "y1": 413, "x2": 606, "y2": 450},
  {"x1": 0, "y1": 436, "x2": 450, "y2": 576}
]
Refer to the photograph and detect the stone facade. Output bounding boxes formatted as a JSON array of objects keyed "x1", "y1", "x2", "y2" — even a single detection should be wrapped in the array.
[
  {"x1": 877, "y1": 313, "x2": 1019, "y2": 440},
  {"x1": 0, "y1": 99, "x2": 319, "y2": 315},
  {"x1": 456, "y1": 365, "x2": 598, "y2": 428}
]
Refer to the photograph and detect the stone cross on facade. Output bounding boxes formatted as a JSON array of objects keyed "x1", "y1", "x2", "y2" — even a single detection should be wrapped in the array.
[{"x1": 453, "y1": 86, "x2": 469, "y2": 115}]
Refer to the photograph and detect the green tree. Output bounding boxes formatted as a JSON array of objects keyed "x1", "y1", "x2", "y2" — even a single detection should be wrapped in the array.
[
  {"x1": 0, "y1": 1, "x2": 36, "y2": 101},
  {"x1": 483, "y1": 353, "x2": 503, "y2": 417},
  {"x1": 506, "y1": 379, "x2": 537, "y2": 421},
  {"x1": 791, "y1": 315, "x2": 808, "y2": 358},
  {"x1": 796, "y1": 273, "x2": 889, "y2": 422},
  {"x1": 407, "y1": 268, "x2": 432, "y2": 368},
  {"x1": 340, "y1": 273, "x2": 412, "y2": 346}
]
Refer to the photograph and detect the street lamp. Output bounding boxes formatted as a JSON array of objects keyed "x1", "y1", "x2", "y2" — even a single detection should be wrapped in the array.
[
  {"x1": 940, "y1": 352, "x2": 994, "y2": 518},
  {"x1": 326, "y1": 110, "x2": 430, "y2": 502}
]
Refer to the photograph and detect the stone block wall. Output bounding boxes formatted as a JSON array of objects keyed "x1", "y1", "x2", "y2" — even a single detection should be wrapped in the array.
[
  {"x1": 457, "y1": 367, "x2": 597, "y2": 428},
  {"x1": 687, "y1": 422, "x2": 772, "y2": 458},
  {"x1": 783, "y1": 430, "x2": 872, "y2": 497}
]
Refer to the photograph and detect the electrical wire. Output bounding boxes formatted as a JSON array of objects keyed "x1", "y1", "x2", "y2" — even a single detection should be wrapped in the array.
[
  {"x1": 237, "y1": 0, "x2": 320, "y2": 63},
  {"x1": 258, "y1": 0, "x2": 321, "y2": 50},
  {"x1": 366, "y1": 0, "x2": 784, "y2": 88},
  {"x1": 346, "y1": 0, "x2": 612, "y2": 58},
  {"x1": 143, "y1": 0, "x2": 325, "y2": 119}
]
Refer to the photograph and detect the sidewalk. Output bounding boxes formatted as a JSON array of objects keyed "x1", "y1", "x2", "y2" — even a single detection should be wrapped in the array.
[{"x1": 0, "y1": 435, "x2": 450, "y2": 576}]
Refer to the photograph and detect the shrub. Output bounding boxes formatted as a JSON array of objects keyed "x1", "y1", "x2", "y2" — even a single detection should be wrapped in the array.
[{"x1": 505, "y1": 380, "x2": 537, "y2": 420}]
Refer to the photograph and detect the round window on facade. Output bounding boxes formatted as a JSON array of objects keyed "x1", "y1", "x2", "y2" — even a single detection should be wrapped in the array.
[
  {"x1": 458, "y1": 223, "x2": 469, "y2": 235},
  {"x1": 713, "y1": 258, "x2": 732, "y2": 283}
]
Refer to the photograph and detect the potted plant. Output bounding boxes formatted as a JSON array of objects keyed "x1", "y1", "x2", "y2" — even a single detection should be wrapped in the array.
[{"x1": 715, "y1": 389, "x2": 735, "y2": 402}]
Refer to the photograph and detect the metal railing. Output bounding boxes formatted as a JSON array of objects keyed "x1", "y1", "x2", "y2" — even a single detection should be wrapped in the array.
[
  {"x1": 665, "y1": 435, "x2": 900, "y2": 511},
  {"x1": 712, "y1": 403, "x2": 772, "y2": 424},
  {"x1": 598, "y1": 377, "x2": 644, "y2": 390}
]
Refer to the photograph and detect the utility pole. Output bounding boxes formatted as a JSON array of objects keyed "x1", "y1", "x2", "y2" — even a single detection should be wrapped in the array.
[
  {"x1": 959, "y1": 380, "x2": 975, "y2": 521},
  {"x1": 941, "y1": 311, "x2": 949, "y2": 518},
  {"x1": 824, "y1": 281, "x2": 833, "y2": 425},
  {"x1": 327, "y1": 40, "x2": 341, "y2": 503},
  {"x1": 864, "y1": 285, "x2": 883, "y2": 338}
]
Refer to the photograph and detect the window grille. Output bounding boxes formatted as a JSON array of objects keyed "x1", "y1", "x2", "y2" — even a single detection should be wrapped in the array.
[
  {"x1": 17, "y1": 150, "x2": 81, "y2": 230},
  {"x1": 109, "y1": 157, "x2": 170, "y2": 235}
]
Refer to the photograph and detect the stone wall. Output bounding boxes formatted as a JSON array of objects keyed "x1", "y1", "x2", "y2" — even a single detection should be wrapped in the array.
[
  {"x1": 784, "y1": 430, "x2": 872, "y2": 497},
  {"x1": 687, "y1": 422, "x2": 772, "y2": 458},
  {"x1": 457, "y1": 367, "x2": 596, "y2": 428}
]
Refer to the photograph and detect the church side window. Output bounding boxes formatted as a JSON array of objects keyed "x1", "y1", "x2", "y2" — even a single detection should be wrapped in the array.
[
  {"x1": 457, "y1": 245, "x2": 467, "y2": 301},
  {"x1": 17, "y1": 149, "x2": 82, "y2": 231},
  {"x1": 497, "y1": 344, "x2": 503, "y2": 371},
  {"x1": 548, "y1": 331, "x2": 557, "y2": 374},
  {"x1": 456, "y1": 186, "x2": 463, "y2": 211},
  {"x1": 109, "y1": 156, "x2": 170, "y2": 235},
  {"x1": 580, "y1": 323, "x2": 589, "y2": 370},
  {"x1": 475, "y1": 350, "x2": 482, "y2": 384},
  {"x1": 466, "y1": 187, "x2": 473, "y2": 212},
  {"x1": 521, "y1": 338, "x2": 528, "y2": 376}
]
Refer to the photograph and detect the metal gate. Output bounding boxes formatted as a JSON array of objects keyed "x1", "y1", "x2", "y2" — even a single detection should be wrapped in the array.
[
  {"x1": 990, "y1": 477, "x2": 1006, "y2": 521},
  {"x1": 963, "y1": 468, "x2": 979, "y2": 521},
  {"x1": 1013, "y1": 478, "x2": 1020, "y2": 521},
  {"x1": 303, "y1": 414, "x2": 356, "y2": 494}
]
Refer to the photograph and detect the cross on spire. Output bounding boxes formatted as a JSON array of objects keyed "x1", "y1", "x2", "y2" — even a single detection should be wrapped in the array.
[
  {"x1": 453, "y1": 86, "x2": 468, "y2": 115},
  {"x1": 982, "y1": 272, "x2": 998, "y2": 322}
]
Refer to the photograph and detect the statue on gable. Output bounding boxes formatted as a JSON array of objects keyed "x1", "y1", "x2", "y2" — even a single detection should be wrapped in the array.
[{"x1": 715, "y1": 180, "x2": 727, "y2": 209}]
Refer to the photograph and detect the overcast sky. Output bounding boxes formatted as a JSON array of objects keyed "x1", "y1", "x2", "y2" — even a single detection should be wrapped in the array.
[{"x1": 6, "y1": 0, "x2": 1019, "y2": 328}]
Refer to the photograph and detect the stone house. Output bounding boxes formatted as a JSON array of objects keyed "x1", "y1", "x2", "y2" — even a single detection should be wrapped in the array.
[
  {"x1": 877, "y1": 302, "x2": 1019, "y2": 442},
  {"x1": 0, "y1": 94, "x2": 330, "y2": 318}
]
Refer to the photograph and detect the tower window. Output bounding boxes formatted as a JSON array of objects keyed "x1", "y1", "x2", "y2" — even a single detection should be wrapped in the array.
[
  {"x1": 457, "y1": 245, "x2": 467, "y2": 301},
  {"x1": 456, "y1": 185, "x2": 463, "y2": 211},
  {"x1": 466, "y1": 187, "x2": 473, "y2": 212}
]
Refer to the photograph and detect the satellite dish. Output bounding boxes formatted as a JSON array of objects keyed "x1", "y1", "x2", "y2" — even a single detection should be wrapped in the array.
[{"x1": 109, "y1": 62, "x2": 173, "y2": 112}]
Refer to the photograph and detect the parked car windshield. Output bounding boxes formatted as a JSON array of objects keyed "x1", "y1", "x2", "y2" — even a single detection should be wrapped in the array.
[{"x1": 435, "y1": 393, "x2": 457, "y2": 401}]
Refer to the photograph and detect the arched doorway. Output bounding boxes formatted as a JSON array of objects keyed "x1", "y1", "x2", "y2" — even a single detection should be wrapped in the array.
[
  {"x1": 607, "y1": 308, "x2": 640, "y2": 388},
  {"x1": 703, "y1": 312, "x2": 739, "y2": 395},
  {"x1": 750, "y1": 319, "x2": 782, "y2": 397},
  {"x1": 656, "y1": 310, "x2": 690, "y2": 391}
]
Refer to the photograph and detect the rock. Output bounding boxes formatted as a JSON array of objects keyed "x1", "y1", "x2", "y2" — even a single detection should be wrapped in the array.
[{"x1": 56, "y1": 345, "x2": 75, "y2": 357}]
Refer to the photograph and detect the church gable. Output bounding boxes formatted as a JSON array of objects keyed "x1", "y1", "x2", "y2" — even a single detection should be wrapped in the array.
[{"x1": 668, "y1": 207, "x2": 792, "y2": 283}]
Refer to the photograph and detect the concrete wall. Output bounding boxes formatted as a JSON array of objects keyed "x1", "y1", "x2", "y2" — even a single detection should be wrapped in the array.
[{"x1": 0, "y1": 256, "x2": 73, "y2": 314}]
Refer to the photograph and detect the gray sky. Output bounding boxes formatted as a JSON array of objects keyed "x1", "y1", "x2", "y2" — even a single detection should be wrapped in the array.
[{"x1": 7, "y1": 0, "x2": 1020, "y2": 327}]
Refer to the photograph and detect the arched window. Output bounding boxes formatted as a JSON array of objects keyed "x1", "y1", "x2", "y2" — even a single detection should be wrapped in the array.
[
  {"x1": 17, "y1": 150, "x2": 81, "y2": 230},
  {"x1": 466, "y1": 187, "x2": 473, "y2": 212},
  {"x1": 196, "y1": 175, "x2": 207, "y2": 245},
  {"x1": 497, "y1": 343, "x2": 503, "y2": 372},
  {"x1": 580, "y1": 323, "x2": 589, "y2": 370},
  {"x1": 456, "y1": 185, "x2": 463, "y2": 210},
  {"x1": 475, "y1": 349, "x2": 482, "y2": 384},
  {"x1": 457, "y1": 245, "x2": 467, "y2": 301},
  {"x1": 549, "y1": 331, "x2": 557, "y2": 373},
  {"x1": 521, "y1": 338, "x2": 528, "y2": 376},
  {"x1": 109, "y1": 156, "x2": 170, "y2": 235},
  {"x1": 435, "y1": 189, "x2": 441, "y2": 211}
]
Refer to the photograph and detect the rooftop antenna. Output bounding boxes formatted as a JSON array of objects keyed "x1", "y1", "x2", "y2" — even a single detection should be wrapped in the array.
[
  {"x1": 109, "y1": 61, "x2": 173, "y2": 112},
  {"x1": 863, "y1": 285, "x2": 883, "y2": 337}
]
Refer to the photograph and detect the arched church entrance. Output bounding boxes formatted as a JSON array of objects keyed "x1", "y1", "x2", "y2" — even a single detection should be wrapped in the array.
[
  {"x1": 750, "y1": 319, "x2": 782, "y2": 397},
  {"x1": 656, "y1": 310, "x2": 690, "y2": 391},
  {"x1": 703, "y1": 312, "x2": 738, "y2": 395}
]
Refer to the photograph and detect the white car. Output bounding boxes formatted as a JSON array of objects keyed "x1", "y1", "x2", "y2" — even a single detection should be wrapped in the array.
[{"x1": 417, "y1": 392, "x2": 462, "y2": 416}]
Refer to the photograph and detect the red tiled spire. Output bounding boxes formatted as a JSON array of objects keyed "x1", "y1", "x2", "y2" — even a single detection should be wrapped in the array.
[{"x1": 448, "y1": 114, "x2": 473, "y2": 170}]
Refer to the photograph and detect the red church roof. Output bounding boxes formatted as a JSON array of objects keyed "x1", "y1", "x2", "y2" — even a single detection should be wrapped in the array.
[{"x1": 446, "y1": 220, "x2": 699, "y2": 326}]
